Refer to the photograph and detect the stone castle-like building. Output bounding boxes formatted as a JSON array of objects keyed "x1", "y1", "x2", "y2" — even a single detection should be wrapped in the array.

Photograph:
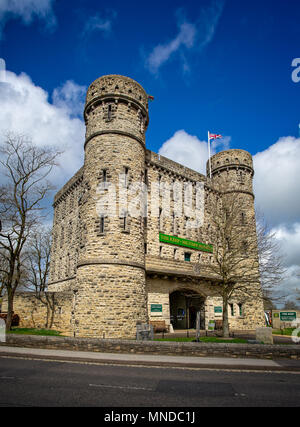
[{"x1": 9, "y1": 75, "x2": 265, "y2": 337}]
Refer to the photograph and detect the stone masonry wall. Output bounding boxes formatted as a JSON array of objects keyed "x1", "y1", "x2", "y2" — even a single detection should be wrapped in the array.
[
  {"x1": 1, "y1": 292, "x2": 73, "y2": 335},
  {"x1": 31, "y1": 75, "x2": 266, "y2": 338},
  {"x1": 2, "y1": 334, "x2": 300, "y2": 361}
]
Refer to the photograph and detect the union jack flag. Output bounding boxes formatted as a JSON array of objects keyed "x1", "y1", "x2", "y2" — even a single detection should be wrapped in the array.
[{"x1": 209, "y1": 132, "x2": 222, "y2": 140}]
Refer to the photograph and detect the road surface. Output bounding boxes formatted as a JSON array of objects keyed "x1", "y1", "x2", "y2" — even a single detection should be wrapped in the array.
[{"x1": 0, "y1": 355, "x2": 299, "y2": 408}]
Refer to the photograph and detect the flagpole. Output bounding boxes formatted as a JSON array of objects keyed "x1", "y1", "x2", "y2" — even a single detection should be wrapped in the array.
[{"x1": 208, "y1": 131, "x2": 212, "y2": 179}]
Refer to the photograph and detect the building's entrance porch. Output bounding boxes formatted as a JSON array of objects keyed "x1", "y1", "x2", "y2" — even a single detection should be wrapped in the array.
[{"x1": 169, "y1": 289, "x2": 205, "y2": 330}]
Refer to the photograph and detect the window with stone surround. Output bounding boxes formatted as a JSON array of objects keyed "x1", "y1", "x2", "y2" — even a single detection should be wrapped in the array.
[
  {"x1": 238, "y1": 169, "x2": 245, "y2": 184},
  {"x1": 184, "y1": 252, "x2": 191, "y2": 262},
  {"x1": 107, "y1": 104, "x2": 112, "y2": 121},
  {"x1": 124, "y1": 167, "x2": 129, "y2": 188},
  {"x1": 99, "y1": 215, "x2": 105, "y2": 234},
  {"x1": 226, "y1": 237, "x2": 231, "y2": 252},
  {"x1": 238, "y1": 303, "x2": 243, "y2": 317},
  {"x1": 144, "y1": 169, "x2": 149, "y2": 186},
  {"x1": 60, "y1": 226, "x2": 64, "y2": 248},
  {"x1": 103, "y1": 169, "x2": 107, "y2": 183},
  {"x1": 159, "y1": 207, "x2": 163, "y2": 231},
  {"x1": 123, "y1": 213, "x2": 127, "y2": 231},
  {"x1": 172, "y1": 212, "x2": 176, "y2": 234},
  {"x1": 120, "y1": 209, "x2": 130, "y2": 233},
  {"x1": 241, "y1": 211, "x2": 246, "y2": 225}
]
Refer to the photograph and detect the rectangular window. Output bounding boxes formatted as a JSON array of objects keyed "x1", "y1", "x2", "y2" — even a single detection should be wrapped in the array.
[
  {"x1": 184, "y1": 252, "x2": 191, "y2": 262},
  {"x1": 103, "y1": 169, "x2": 107, "y2": 183},
  {"x1": 159, "y1": 246, "x2": 163, "y2": 257},
  {"x1": 143, "y1": 216, "x2": 148, "y2": 228},
  {"x1": 226, "y1": 237, "x2": 230, "y2": 251},
  {"x1": 172, "y1": 213, "x2": 176, "y2": 234},
  {"x1": 121, "y1": 210, "x2": 128, "y2": 232},
  {"x1": 229, "y1": 303, "x2": 234, "y2": 316},
  {"x1": 108, "y1": 104, "x2": 112, "y2": 120},
  {"x1": 124, "y1": 167, "x2": 129, "y2": 188},
  {"x1": 241, "y1": 212, "x2": 246, "y2": 225},
  {"x1": 238, "y1": 303, "x2": 243, "y2": 317},
  {"x1": 100, "y1": 215, "x2": 105, "y2": 234},
  {"x1": 159, "y1": 208, "x2": 162, "y2": 231}
]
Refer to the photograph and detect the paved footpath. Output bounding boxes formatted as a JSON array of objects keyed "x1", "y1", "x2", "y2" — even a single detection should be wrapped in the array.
[{"x1": 1, "y1": 345, "x2": 300, "y2": 372}]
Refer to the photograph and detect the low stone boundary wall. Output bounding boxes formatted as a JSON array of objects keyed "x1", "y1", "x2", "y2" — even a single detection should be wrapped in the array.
[{"x1": 1, "y1": 334, "x2": 300, "y2": 360}]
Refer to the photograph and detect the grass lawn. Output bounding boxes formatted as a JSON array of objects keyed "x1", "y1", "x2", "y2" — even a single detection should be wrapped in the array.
[
  {"x1": 8, "y1": 328, "x2": 63, "y2": 337},
  {"x1": 272, "y1": 328, "x2": 300, "y2": 337},
  {"x1": 155, "y1": 337, "x2": 248, "y2": 344}
]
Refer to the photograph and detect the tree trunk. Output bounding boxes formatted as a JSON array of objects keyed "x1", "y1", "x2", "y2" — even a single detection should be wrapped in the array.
[
  {"x1": 49, "y1": 304, "x2": 55, "y2": 329},
  {"x1": 222, "y1": 300, "x2": 230, "y2": 338},
  {"x1": 45, "y1": 304, "x2": 50, "y2": 329},
  {"x1": 5, "y1": 290, "x2": 14, "y2": 332},
  {"x1": 46, "y1": 293, "x2": 55, "y2": 329}
]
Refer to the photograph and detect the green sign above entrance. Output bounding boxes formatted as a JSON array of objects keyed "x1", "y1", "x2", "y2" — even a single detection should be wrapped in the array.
[
  {"x1": 214, "y1": 306, "x2": 223, "y2": 313},
  {"x1": 159, "y1": 233, "x2": 213, "y2": 253},
  {"x1": 151, "y1": 304, "x2": 163, "y2": 313},
  {"x1": 280, "y1": 312, "x2": 296, "y2": 321}
]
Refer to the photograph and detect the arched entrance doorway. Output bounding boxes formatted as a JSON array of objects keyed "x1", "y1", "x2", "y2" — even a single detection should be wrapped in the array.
[{"x1": 169, "y1": 289, "x2": 205, "y2": 330}]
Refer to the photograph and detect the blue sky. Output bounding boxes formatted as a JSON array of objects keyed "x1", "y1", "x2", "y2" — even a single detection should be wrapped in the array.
[
  {"x1": 0, "y1": 0, "x2": 300, "y2": 304},
  {"x1": 1, "y1": 0, "x2": 300, "y2": 154}
]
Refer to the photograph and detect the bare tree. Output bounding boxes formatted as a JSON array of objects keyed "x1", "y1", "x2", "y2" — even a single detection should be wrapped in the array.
[
  {"x1": 205, "y1": 179, "x2": 286, "y2": 337},
  {"x1": 256, "y1": 213, "x2": 287, "y2": 306},
  {"x1": 205, "y1": 187, "x2": 261, "y2": 336},
  {"x1": 0, "y1": 254, "x2": 6, "y2": 310},
  {"x1": 282, "y1": 300, "x2": 300, "y2": 310},
  {"x1": 25, "y1": 227, "x2": 56, "y2": 328},
  {"x1": 0, "y1": 133, "x2": 59, "y2": 331},
  {"x1": 0, "y1": 250, "x2": 8, "y2": 292}
]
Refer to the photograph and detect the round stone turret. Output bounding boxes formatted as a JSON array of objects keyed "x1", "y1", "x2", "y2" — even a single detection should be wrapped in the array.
[
  {"x1": 208, "y1": 149, "x2": 253, "y2": 174},
  {"x1": 207, "y1": 149, "x2": 254, "y2": 194},
  {"x1": 75, "y1": 75, "x2": 149, "y2": 339},
  {"x1": 84, "y1": 75, "x2": 149, "y2": 148}
]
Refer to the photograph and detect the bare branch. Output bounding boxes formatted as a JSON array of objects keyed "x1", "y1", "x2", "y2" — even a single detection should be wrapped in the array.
[{"x1": 0, "y1": 132, "x2": 61, "y2": 330}]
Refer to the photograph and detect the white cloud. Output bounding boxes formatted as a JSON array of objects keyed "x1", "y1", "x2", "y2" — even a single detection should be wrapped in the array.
[
  {"x1": 52, "y1": 80, "x2": 87, "y2": 119},
  {"x1": 82, "y1": 11, "x2": 117, "y2": 39},
  {"x1": 272, "y1": 265, "x2": 300, "y2": 307},
  {"x1": 147, "y1": 22, "x2": 197, "y2": 74},
  {"x1": 145, "y1": 1, "x2": 224, "y2": 74},
  {"x1": 253, "y1": 137, "x2": 300, "y2": 227},
  {"x1": 0, "y1": 0, "x2": 56, "y2": 38},
  {"x1": 158, "y1": 130, "x2": 209, "y2": 174},
  {"x1": 158, "y1": 132, "x2": 300, "y2": 229},
  {"x1": 272, "y1": 223, "x2": 300, "y2": 267},
  {"x1": 0, "y1": 71, "x2": 85, "y2": 187},
  {"x1": 158, "y1": 130, "x2": 300, "y2": 305},
  {"x1": 158, "y1": 129, "x2": 230, "y2": 174},
  {"x1": 270, "y1": 223, "x2": 300, "y2": 305}
]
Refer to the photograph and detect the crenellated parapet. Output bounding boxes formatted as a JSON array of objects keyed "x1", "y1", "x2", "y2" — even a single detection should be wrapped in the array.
[
  {"x1": 84, "y1": 75, "x2": 149, "y2": 147},
  {"x1": 208, "y1": 149, "x2": 254, "y2": 195}
]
